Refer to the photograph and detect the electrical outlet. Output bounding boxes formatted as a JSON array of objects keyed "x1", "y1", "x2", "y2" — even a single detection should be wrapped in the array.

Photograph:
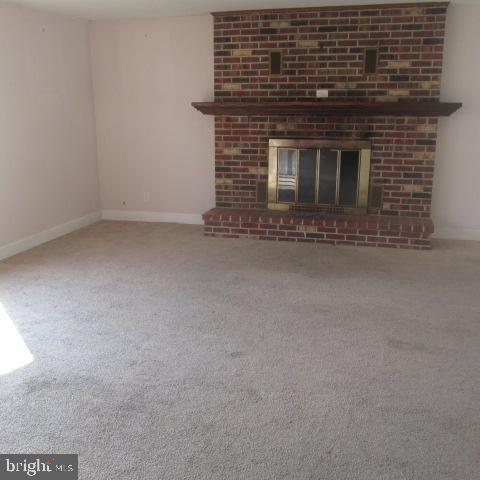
[
  {"x1": 316, "y1": 89, "x2": 329, "y2": 98},
  {"x1": 143, "y1": 192, "x2": 150, "y2": 203}
]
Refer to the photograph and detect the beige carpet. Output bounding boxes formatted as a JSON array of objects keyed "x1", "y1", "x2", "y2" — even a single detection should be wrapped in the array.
[{"x1": 0, "y1": 221, "x2": 479, "y2": 480}]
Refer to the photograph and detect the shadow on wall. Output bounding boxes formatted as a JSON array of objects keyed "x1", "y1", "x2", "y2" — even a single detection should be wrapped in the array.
[{"x1": 0, "y1": 303, "x2": 34, "y2": 376}]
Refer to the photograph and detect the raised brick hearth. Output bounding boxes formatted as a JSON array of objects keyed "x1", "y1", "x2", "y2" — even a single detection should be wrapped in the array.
[
  {"x1": 203, "y1": 208, "x2": 434, "y2": 249},
  {"x1": 195, "y1": 2, "x2": 458, "y2": 250}
]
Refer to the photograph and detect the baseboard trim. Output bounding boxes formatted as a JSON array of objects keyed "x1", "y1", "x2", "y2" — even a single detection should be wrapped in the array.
[
  {"x1": 101, "y1": 210, "x2": 204, "y2": 225},
  {"x1": 0, "y1": 211, "x2": 101, "y2": 261},
  {"x1": 433, "y1": 226, "x2": 480, "y2": 241}
]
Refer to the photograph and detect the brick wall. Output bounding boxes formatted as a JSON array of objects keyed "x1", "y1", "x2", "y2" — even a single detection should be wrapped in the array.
[
  {"x1": 213, "y1": 2, "x2": 447, "y2": 101},
  {"x1": 212, "y1": 2, "x2": 448, "y2": 218}
]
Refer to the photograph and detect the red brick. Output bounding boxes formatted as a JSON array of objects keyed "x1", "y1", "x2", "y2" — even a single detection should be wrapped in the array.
[{"x1": 207, "y1": 4, "x2": 444, "y2": 249}]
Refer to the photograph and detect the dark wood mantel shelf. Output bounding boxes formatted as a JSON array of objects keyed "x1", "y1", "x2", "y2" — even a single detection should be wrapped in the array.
[{"x1": 191, "y1": 101, "x2": 462, "y2": 117}]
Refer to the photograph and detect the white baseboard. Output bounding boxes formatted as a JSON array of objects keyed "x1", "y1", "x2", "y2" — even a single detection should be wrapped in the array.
[
  {"x1": 0, "y1": 211, "x2": 101, "y2": 261},
  {"x1": 101, "y1": 210, "x2": 203, "y2": 225},
  {"x1": 433, "y1": 226, "x2": 480, "y2": 241},
  {"x1": 1, "y1": 211, "x2": 475, "y2": 261}
]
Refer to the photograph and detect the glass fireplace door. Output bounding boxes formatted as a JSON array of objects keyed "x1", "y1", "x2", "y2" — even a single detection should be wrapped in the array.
[
  {"x1": 298, "y1": 149, "x2": 317, "y2": 204},
  {"x1": 268, "y1": 139, "x2": 371, "y2": 214}
]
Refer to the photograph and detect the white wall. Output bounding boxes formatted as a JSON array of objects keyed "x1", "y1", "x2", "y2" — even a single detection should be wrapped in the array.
[
  {"x1": 0, "y1": 4, "x2": 100, "y2": 255},
  {"x1": 90, "y1": 16, "x2": 215, "y2": 222},
  {"x1": 433, "y1": 3, "x2": 480, "y2": 240}
]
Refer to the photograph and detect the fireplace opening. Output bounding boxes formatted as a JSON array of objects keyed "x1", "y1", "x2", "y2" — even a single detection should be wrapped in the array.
[{"x1": 268, "y1": 139, "x2": 371, "y2": 214}]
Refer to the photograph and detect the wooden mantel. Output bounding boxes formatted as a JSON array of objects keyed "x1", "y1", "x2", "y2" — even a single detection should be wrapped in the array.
[{"x1": 191, "y1": 101, "x2": 462, "y2": 117}]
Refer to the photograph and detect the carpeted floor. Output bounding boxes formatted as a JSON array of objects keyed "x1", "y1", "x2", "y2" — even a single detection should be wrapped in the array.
[{"x1": 0, "y1": 221, "x2": 479, "y2": 480}]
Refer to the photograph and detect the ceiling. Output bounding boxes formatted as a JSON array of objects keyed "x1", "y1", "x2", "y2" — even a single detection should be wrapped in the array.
[{"x1": 3, "y1": 0, "x2": 470, "y2": 20}]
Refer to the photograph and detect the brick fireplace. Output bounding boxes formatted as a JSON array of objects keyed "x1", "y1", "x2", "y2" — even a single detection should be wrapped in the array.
[{"x1": 193, "y1": 1, "x2": 461, "y2": 249}]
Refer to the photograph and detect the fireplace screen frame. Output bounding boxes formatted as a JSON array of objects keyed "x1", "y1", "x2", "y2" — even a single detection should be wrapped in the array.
[{"x1": 268, "y1": 139, "x2": 372, "y2": 215}]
